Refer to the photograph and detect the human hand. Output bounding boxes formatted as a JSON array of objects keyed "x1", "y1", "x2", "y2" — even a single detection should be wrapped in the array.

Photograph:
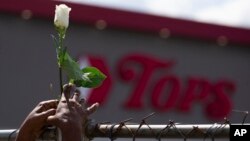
[
  {"x1": 47, "y1": 84, "x2": 99, "y2": 141},
  {"x1": 16, "y1": 99, "x2": 58, "y2": 141}
]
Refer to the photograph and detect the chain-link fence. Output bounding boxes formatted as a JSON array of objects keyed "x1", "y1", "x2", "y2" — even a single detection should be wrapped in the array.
[{"x1": 0, "y1": 111, "x2": 248, "y2": 141}]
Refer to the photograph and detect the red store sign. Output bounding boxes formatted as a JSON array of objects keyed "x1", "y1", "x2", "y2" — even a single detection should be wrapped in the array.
[{"x1": 79, "y1": 53, "x2": 236, "y2": 120}]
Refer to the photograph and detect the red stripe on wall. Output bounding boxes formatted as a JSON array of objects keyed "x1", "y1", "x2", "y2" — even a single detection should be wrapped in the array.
[{"x1": 1, "y1": 0, "x2": 250, "y2": 46}]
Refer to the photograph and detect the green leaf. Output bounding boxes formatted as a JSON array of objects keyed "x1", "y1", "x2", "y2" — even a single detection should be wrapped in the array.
[
  {"x1": 80, "y1": 67, "x2": 107, "y2": 88},
  {"x1": 61, "y1": 52, "x2": 83, "y2": 81},
  {"x1": 70, "y1": 67, "x2": 106, "y2": 88},
  {"x1": 61, "y1": 53, "x2": 106, "y2": 88}
]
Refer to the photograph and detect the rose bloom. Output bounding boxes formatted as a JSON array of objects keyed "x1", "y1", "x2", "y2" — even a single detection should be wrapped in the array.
[{"x1": 54, "y1": 4, "x2": 71, "y2": 29}]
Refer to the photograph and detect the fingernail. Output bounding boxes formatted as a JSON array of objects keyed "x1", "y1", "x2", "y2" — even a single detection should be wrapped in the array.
[{"x1": 94, "y1": 102, "x2": 100, "y2": 107}]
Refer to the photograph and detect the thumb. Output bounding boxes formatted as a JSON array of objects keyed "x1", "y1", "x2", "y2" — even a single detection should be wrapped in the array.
[
  {"x1": 39, "y1": 109, "x2": 56, "y2": 118},
  {"x1": 62, "y1": 83, "x2": 76, "y2": 100},
  {"x1": 47, "y1": 115, "x2": 59, "y2": 126}
]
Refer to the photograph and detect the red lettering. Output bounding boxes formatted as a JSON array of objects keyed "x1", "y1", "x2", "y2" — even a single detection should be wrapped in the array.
[
  {"x1": 78, "y1": 53, "x2": 237, "y2": 120},
  {"x1": 205, "y1": 80, "x2": 235, "y2": 119},
  {"x1": 178, "y1": 78, "x2": 211, "y2": 112},
  {"x1": 86, "y1": 55, "x2": 112, "y2": 105},
  {"x1": 118, "y1": 54, "x2": 174, "y2": 108},
  {"x1": 151, "y1": 75, "x2": 180, "y2": 111}
]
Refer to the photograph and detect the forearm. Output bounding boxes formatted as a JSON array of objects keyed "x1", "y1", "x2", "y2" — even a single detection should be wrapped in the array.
[
  {"x1": 61, "y1": 130, "x2": 90, "y2": 141},
  {"x1": 15, "y1": 128, "x2": 36, "y2": 141},
  {"x1": 61, "y1": 133, "x2": 82, "y2": 141},
  {"x1": 15, "y1": 135, "x2": 36, "y2": 141},
  {"x1": 61, "y1": 125, "x2": 83, "y2": 141}
]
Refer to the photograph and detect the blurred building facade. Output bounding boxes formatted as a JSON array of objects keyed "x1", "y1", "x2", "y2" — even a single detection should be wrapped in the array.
[{"x1": 0, "y1": 0, "x2": 250, "y2": 132}]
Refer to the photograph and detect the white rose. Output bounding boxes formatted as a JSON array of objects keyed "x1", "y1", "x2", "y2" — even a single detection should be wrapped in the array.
[{"x1": 54, "y1": 4, "x2": 71, "y2": 29}]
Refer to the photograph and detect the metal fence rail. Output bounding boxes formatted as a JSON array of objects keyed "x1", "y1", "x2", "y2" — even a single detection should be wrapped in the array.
[
  {"x1": 87, "y1": 123, "x2": 230, "y2": 139},
  {"x1": 1, "y1": 111, "x2": 248, "y2": 141},
  {"x1": 0, "y1": 123, "x2": 230, "y2": 141}
]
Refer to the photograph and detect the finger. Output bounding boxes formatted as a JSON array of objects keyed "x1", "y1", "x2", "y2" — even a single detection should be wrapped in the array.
[
  {"x1": 86, "y1": 102, "x2": 99, "y2": 115},
  {"x1": 72, "y1": 90, "x2": 80, "y2": 102},
  {"x1": 42, "y1": 99, "x2": 58, "y2": 108},
  {"x1": 38, "y1": 109, "x2": 56, "y2": 118},
  {"x1": 79, "y1": 98, "x2": 86, "y2": 109},
  {"x1": 62, "y1": 83, "x2": 76, "y2": 101},
  {"x1": 37, "y1": 100, "x2": 58, "y2": 113},
  {"x1": 47, "y1": 115, "x2": 59, "y2": 126},
  {"x1": 69, "y1": 100, "x2": 81, "y2": 108}
]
